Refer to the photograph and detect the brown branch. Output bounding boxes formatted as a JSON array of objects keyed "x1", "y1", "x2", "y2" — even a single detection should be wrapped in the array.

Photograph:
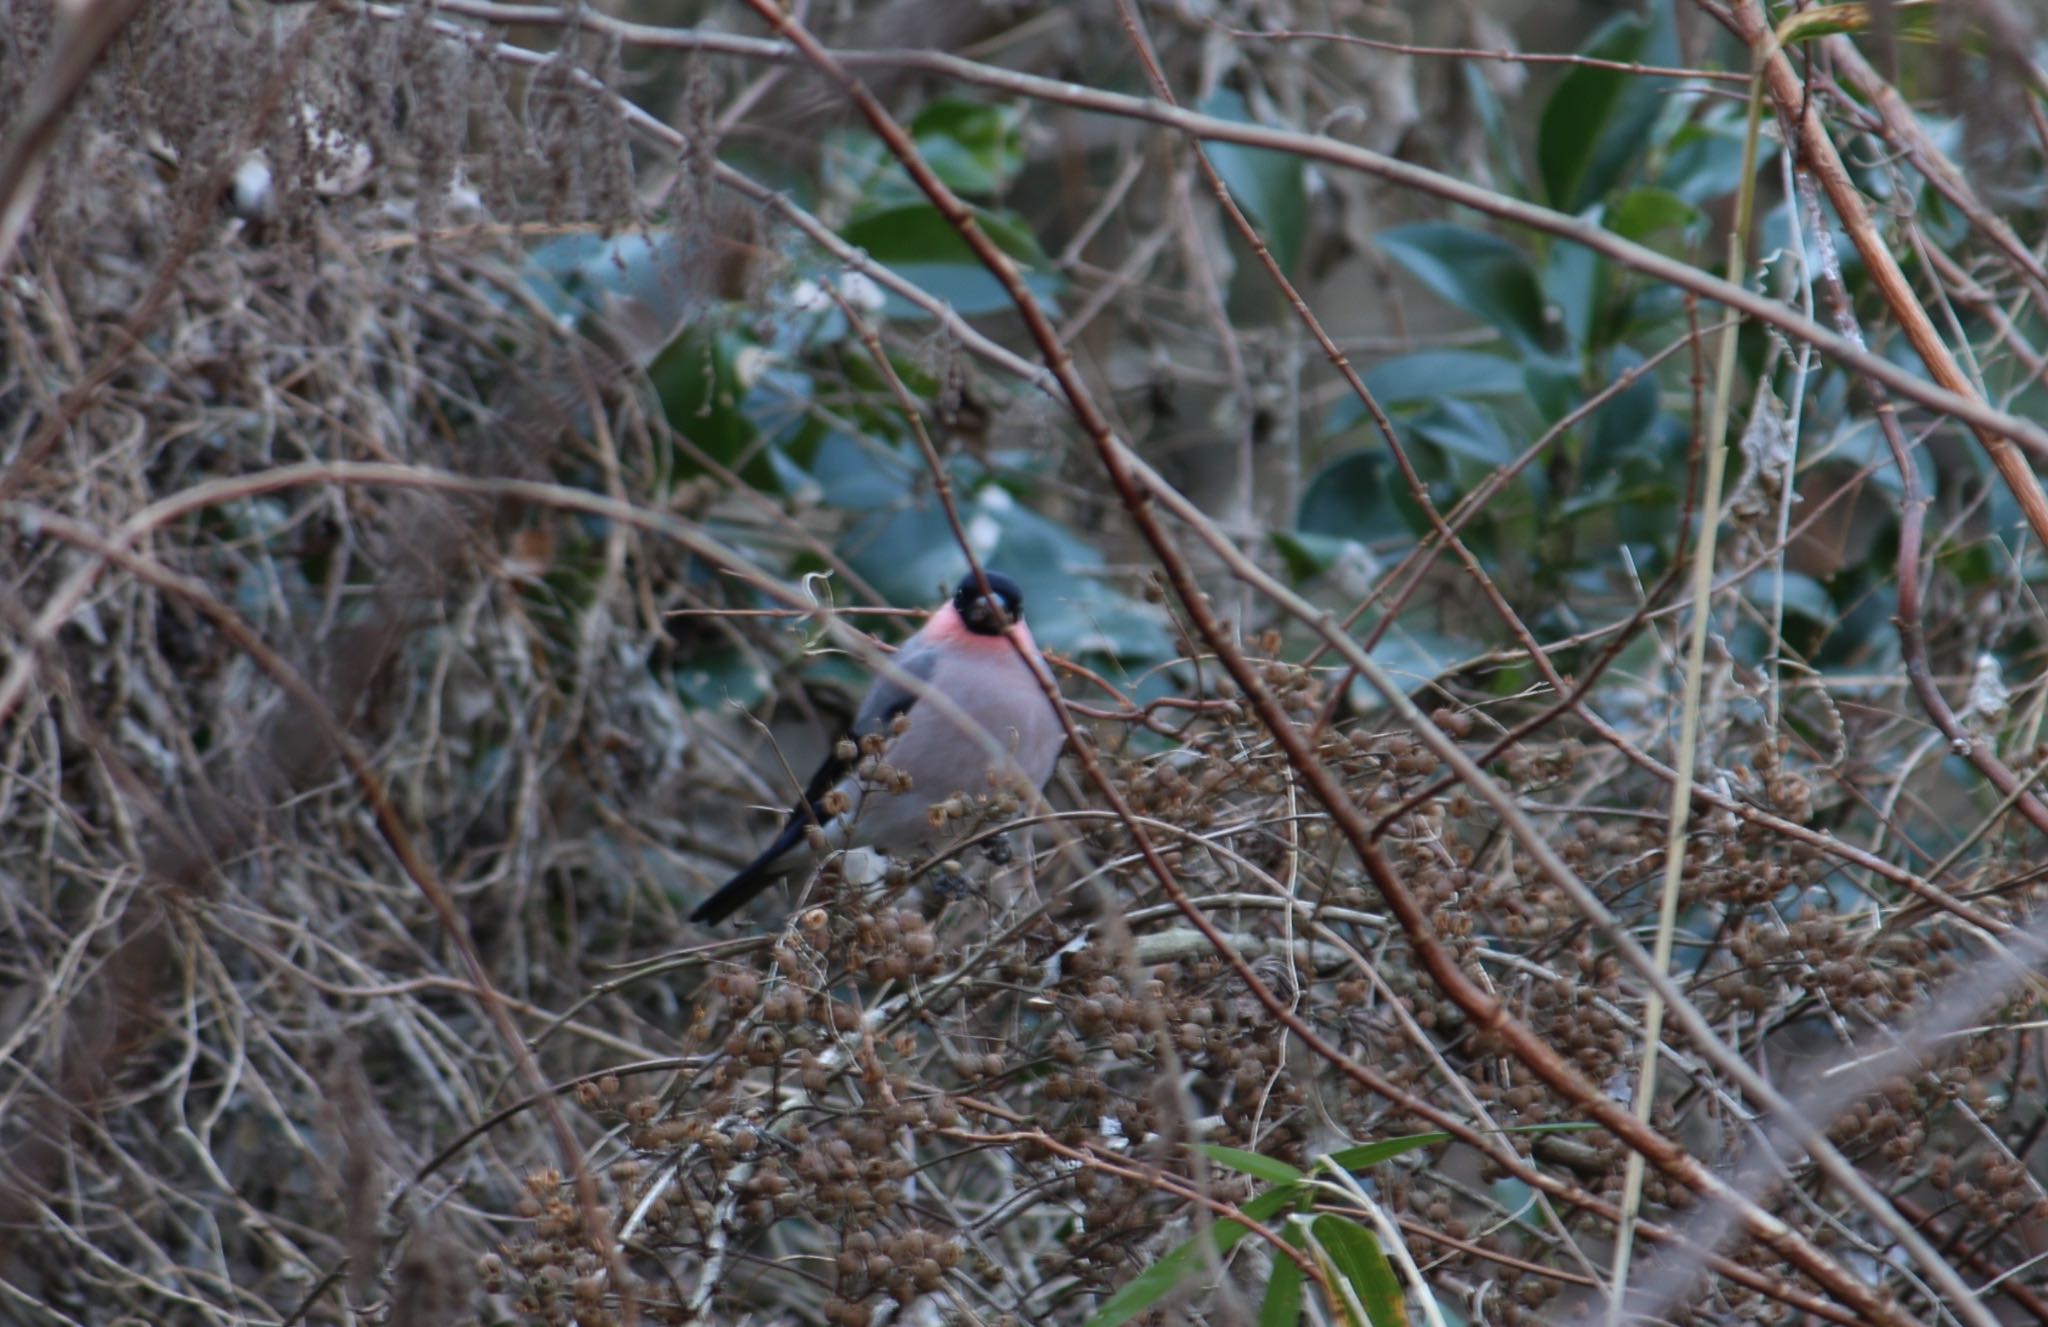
[
  {"x1": 1213, "y1": 22, "x2": 1752, "y2": 84},
  {"x1": 1720, "y1": 0, "x2": 2048, "y2": 572},
  {"x1": 731, "y1": 5, "x2": 1932, "y2": 1322},
  {"x1": 1823, "y1": 37, "x2": 2048, "y2": 320},
  {"x1": 374, "y1": 0, "x2": 2048, "y2": 467},
  {"x1": 0, "y1": 463, "x2": 1866, "y2": 1327}
]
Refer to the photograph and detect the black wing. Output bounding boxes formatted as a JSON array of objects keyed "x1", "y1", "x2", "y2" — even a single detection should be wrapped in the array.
[{"x1": 688, "y1": 645, "x2": 937, "y2": 924}]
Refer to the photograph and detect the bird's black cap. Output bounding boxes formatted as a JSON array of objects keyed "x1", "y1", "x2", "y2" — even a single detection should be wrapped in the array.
[{"x1": 953, "y1": 570, "x2": 1024, "y2": 635}]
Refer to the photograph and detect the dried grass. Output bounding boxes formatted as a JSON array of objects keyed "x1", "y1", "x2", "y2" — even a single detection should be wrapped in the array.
[{"x1": 4, "y1": 3, "x2": 2048, "y2": 1326}]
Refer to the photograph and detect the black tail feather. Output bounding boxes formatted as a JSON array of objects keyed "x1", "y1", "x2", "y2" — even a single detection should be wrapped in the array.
[
  {"x1": 689, "y1": 819, "x2": 808, "y2": 924},
  {"x1": 695, "y1": 728, "x2": 856, "y2": 925}
]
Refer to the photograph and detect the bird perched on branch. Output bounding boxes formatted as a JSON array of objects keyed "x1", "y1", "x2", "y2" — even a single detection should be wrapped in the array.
[{"x1": 690, "y1": 571, "x2": 1063, "y2": 925}]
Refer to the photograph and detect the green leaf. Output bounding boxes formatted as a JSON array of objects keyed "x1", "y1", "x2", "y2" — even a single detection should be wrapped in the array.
[
  {"x1": 1611, "y1": 186, "x2": 1701, "y2": 243},
  {"x1": 1660, "y1": 103, "x2": 1777, "y2": 207},
  {"x1": 840, "y1": 486, "x2": 1172, "y2": 660},
  {"x1": 1814, "y1": 416, "x2": 1934, "y2": 498},
  {"x1": 1201, "y1": 89, "x2": 1308, "y2": 275},
  {"x1": 1460, "y1": 62, "x2": 1527, "y2": 197},
  {"x1": 1522, "y1": 355, "x2": 1583, "y2": 428},
  {"x1": 802, "y1": 430, "x2": 918, "y2": 510},
  {"x1": 840, "y1": 203, "x2": 1062, "y2": 316},
  {"x1": 844, "y1": 201, "x2": 1047, "y2": 267},
  {"x1": 872, "y1": 263, "x2": 1064, "y2": 318},
  {"x1": 1325, "y1": 1133, "x2": 1449, "y2": 1171},
  {"x1": 1587, "y1": 348, "x2": 1665, "y2": 468},
  {"x1": 1313, "y1": 1216, "x2": 1408, "y2": 1327},
  {"x1": 1346, "y1": 625, "x2": 1474, "y2": 710},
  {"x1": 672, "y1": 642, "x2": 771, "y2": 711},
  {"x1": 1538, "y1": 16, "x2": 1654, "y2": 214},
  {"x1": 1747, "y1": 570, "x2": 1834, "y2": 626},
  {"x1": 1411, "y1": 399, "x2": 1515, "y2": 469},
  {"x1": 1200, "y1": 1145, "x2": 1305, "y2": 1185},
  {"x1": 1378, "y1": 224, "x2": 1548, "y2": 355},
  {"x1": 1326, "y1": 1124, "x2": 1600, "y2": 1177},
  {"x1": 1259, "y1": 1221, "x2": 1309, "y2": 1327},
  {"x1": 650, "y1": 329, "x2": 775, "y2": 491},
  {"x1": 1343, "y1": 352, "x2": 1524, "y2": 416},
  {"x1": 1298, "y1": 452, "x2": 1410, "y2": 545},
  {"x1": 522, "y1": 230, "x2": 699, "y2": 328},
  {"x1": 1542, "y1": 202, "x2": 1606, "y2": 355},
  {"x1": 912, "y1": 99, "x2": 1025, "y2": 196},
  {"x1": 1086, "y1": 1187, "x2": 1296, "y2": 1327},
  {"x1": 1322, "y1": 354, "x2": 1524, "y2": 461},
  {"x1": 1270, "y1": 530, "x2": 1375, "y2": 584}
]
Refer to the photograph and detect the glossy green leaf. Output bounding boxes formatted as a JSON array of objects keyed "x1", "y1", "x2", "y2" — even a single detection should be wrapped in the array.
[
  {"x1": 1328, "y1": 1123, "x2": 1597, "y2": 1175},
  {"x1": 1461, "y1": 61, "x2": 1527, "y2": 197},
  {"x1": 522, "y1": 230, "x2": 700, "y2": 329},
  {"x1": 840, "y1": 202, "x2": 1062, "y2": 316},
  {"x1": 1086, "y1": 1187, "x2": 1296, "y2": 1327},
  {"x1": 1270, "y1": 531, "x2": 1375, "y2": 584},
  {"x1": 1411, "y1": 399, "x2": 1515, "y2": 469},
  {"x1": 802, "y1": 430, "x2": 918, "y2": 510},
  {"x1": 1814, "y1": 416, "x2": 1934, "y2": 498},
  {"x1": 1298, "y1": 452, "x2": 1409, "y2": 545},
  {"x1": 1543, "y1": 202, "x2": 1606, "y2": 355},
  {"x1": 1377, "y1": 224, "x2": 1548, "y2": 355},
  {"x1": 1611, "y1": 186, "x2": 1701, "y2": 243},
  {"x1": 912, "y1": 99, "x2": 1025, "y2": 196},
  {"x1": 1521, "y1": 355, "x2": 1582, "y2": 428},
  {"x1": 1346, "y1": 625, "x2": 1475, "y2": 710},
  {"x1": 1660, "y1": 104, "x2": 1777, "y2": 207},
  {"x1": 1313, "y1": 1216, "x2": 1407, "y2": 1327},
  {"x1": 843, "y1": 201, "x2": 1048, "y2": 268},
  {"x1": 1201, "y1": 89, "x2": 1308, "y2": 275},
  {"x1": 1347, "y1": 352, "x2": 1524, "y2": 416},
  {"x1": 874, "y1": 263, "x2": 1063, "y2": 317},
  {"x1": 841, "y1": 486, "x2": 1172, "y2": 660},
  {"x1": 1587, "y1": 348, "x2": 1665, "y2": 467},
  {"x1": 1538, "y1": 16, "x2": 1653, "y2": 214},
  {"x1": 1199, "y1": 1145, "x2": 1305, "y2": 1185}
]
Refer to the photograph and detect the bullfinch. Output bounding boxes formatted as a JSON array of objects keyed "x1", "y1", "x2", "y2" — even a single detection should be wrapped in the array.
[{"x1": 689, "y1": 570, "x2": 1063, "y2": 925}]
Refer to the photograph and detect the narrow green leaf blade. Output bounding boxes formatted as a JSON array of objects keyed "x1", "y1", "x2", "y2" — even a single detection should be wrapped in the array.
[
  {"x1": 1324, "y1": 1133, "x2": 1449, "y2": 1172},
  {"x1": 1199, "y1": 1144, "x2": 1305, "y2": 1185},
  {"x1": 1085, "y1": 1187, "x2": 1296, "y2": 1327},
  {"x1": 1258, "y1": 1220, "x2": 1308, "y2": 1327},
  {"x1": 1313, "y1": 1216, "x2": 1409, "y2": 1327}
]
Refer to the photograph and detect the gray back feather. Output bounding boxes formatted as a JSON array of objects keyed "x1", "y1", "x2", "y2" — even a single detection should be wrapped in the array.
[{"x1": 851, "y1": 640, "x2": 941, "y2": 738}]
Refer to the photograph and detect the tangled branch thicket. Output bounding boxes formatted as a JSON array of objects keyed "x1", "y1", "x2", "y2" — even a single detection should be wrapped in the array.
[{"x1": 7, "y1": 0, "x2": 2048, "y2": 1324}]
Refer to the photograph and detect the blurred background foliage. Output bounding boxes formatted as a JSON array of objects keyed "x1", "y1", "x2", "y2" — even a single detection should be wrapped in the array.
[{"x1": 9, "y1": 0, "x2": 2048, "y2": 1323}]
